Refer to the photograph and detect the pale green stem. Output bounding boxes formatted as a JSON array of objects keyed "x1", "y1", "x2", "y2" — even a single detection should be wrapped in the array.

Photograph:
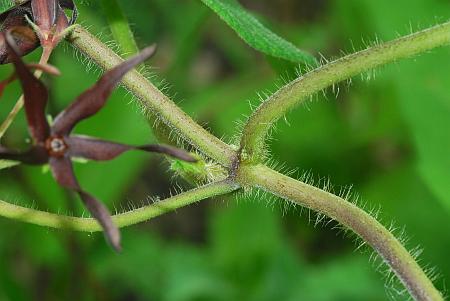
[
  {"x1": 240, "y1": 21, "x2": 450, "y2": 161},
  {"x1": 67, "y1": 25, "x2": 236, "y2": 167},
  {"x1": 0, "y1": 21, "x2": 444, "y2": 301},
  {"x1": 97, "y1": 1, "x2": 182, "y2": 153},
  {"x1": 0, "y1": 180, "x2": 238, "y2": 232},
  {"x1": 239, "y1": 164, "x2": 443, "y2": 301}
]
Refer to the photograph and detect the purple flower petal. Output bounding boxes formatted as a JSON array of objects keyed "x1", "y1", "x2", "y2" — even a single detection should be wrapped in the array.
[
  {"x1": 5, "y1": 32, "x2": 50, "y2": 143},
  {"x1": 66, "y1": 135, "x2": 196, "y2": 162},
  {"x1": 31, "y1": 0, "x2": 58, "y2": 32},
  {"x1": 66, "y1": 136, "x2": 130, "y2": 161},
  {"x1": 0, "y1": 145, "x2": 48, "y2": 164},
  {"x1": 49, "y1": 156, "x2": 121, "y2": 251},
  {"x1": 52, "y1": 45, "x2": 157, "y2": 136},
  {"x1": 58, "y1": 0, "x2": 77, "y2": 25},
  {"x1": 1, "y1": 13, "x2": 40, "y2": 64}
]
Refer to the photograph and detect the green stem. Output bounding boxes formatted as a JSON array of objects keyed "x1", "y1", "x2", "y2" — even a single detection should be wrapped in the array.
[
  {"x1": 8, "y1": 22, "x2": 444, "y2": 300},
  {"x1": 240, "y1": 21, "x2": 450, "y2": 161},
  {"x1": 98, "y1": 0, "x2": 178, "y2": 151},
  {"x1": 99, "y1": 0, "x2": 139, "y2": 57},
  {"x1": 0, "y1": 180, "x2": 238, "y2": 232},
  {"x1": 67, "y1": 25, "x2": 236, "y2": 167},
  {"x1": 239, "y1": 164, "x2": 443, "y2": 301}
]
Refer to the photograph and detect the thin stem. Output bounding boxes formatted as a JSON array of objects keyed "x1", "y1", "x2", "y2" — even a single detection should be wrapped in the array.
[
  {"x1": 240, "y1": 21, "x2": 450, "y2": 161},
  {"x1": 239, "y1": 164, "x2": 443, "y2": 301},
  {"x1": 99, "y1": 0, "x2": 139, "y2": 58},
  {"x1": 97, "y1": 0, "x2": 179, "y2": 151},
  {"x1": 0, "y1": 22, "x2": 443, "y2": 301},
  {"x1": 67, "y1": 25, "x2": 236, "y2": 167},
  {"x1": 0, "y1": 180, "x2": 239, "y2": 232},
  {"x1": 0, "y1": 47, "x2": 53, "y2": 140}
]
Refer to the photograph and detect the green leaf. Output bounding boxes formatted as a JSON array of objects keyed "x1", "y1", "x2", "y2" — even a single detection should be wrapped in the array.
[
  {"x1": 0, "y1": 0, "x2": 13, "y2": 13},
  {"x1": 351, "y1": 0, "x2": 450, "y2": 214},
  {"x1": 0, "y1": 160, "x2": 19, "y2": 170},
  {"x1": 99, "y1": 0, "x2": 139, "y2": 58},
  {"x1": 199, "y1": 0, "x2": 316, "y2": 65},
  {"x1": 394, "y1": 52, "x2": 450, "y2": 214}
]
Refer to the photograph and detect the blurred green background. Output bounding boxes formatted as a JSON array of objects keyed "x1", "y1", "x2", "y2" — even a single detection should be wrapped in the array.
[{"x1": 0, "y1": 0, "x2": 449, "y2": 300}]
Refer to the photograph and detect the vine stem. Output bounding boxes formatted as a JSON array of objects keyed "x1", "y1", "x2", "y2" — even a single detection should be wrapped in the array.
[
  {"x1": 240, "y1": 21, "x2": 450, "y2": 161},
  {"x1": 67, "y1": 25, "x2": 236, "y2": 167},
  {"x1": 0, "y1": 22, "x2": 445, "y2": 300},
  {"x1": 239, "y1": 164, "x2": 443, "y2": 301},
  {"x1": 0, "y1": 180, "x2": 238, "y2": 231},
  {"x1": 97, "y1": 0, "x2": 179, "y2": 149}
]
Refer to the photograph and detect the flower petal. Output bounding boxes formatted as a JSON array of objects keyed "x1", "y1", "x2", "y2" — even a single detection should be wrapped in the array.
[
  {"x1": 66, "y1": 136, "x2": 130, "y2": 161},
  {"x1": 0, "y1": 6, "x2": 40, "y2": 64},
  {"x1": 138, "y1": 144, "x2": 197, "y2": 162},
  {"x1": 0, "y1": 145, "x2": 48, "y2": 165},
  {"x1": 0, "y1": 2, "x2": 33, "y2": 25},
  {"x1": 66, "y1": 135, "x2": 196, "y2": 162},
  {"x1": 49, "y1": 156, "x2": 121, "y2": 251},
  {"x1": 5, "y1": 32, "x2": 50, "y2": 143},
  {"x1": 31, "y1": 0, "x2": 58, "y2": 32},
  {"x1": 0, "y1": 73, "x2": 16, "y2": 99},
  {"x1": 58, "y1": 0, "x2": 77, "y2": 25},
  {"x1": 52, "y1": 45, "x2": 157, "y2": 136},
  {"x1": 1, "y1": 63, "x2": 58, "y2": 98}
]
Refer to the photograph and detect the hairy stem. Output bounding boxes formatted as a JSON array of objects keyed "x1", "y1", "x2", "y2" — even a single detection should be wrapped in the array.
[
  {"x1": 239, "y1": 164, "x2": 443, "y2": 301},
  {"x1": 240, "y1": 21, "x2": 450, "y2": 161},
  {"x1": 0, "y1": 22, "x2": 442, "y2": 301},
  {"x1": 67, "y1": 25, "x2": 235, "y2": 167},
  {"x1": 0, "y1": 180, "x2": 238, "y2": 231},
  {"x1": 98, "y1": 1, "x2": 181, "y2": 152}
]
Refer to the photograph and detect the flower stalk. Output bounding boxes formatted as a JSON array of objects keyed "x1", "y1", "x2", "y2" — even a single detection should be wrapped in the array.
[{"x1": 0, "y1": 19, "x2": 448, "y2": 300}]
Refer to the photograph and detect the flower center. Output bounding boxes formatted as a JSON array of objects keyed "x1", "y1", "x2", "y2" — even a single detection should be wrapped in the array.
[{"x1": 45, "y1": 136, "x2": 68, "y2": 157}]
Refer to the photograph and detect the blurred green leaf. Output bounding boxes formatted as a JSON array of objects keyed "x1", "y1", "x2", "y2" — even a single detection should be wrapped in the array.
[
  {"x1": 362, "y1": 165, "x2": 450, "y2": 283},
  {"x1": 99, "y1": 0, "x2": 139, "y2": 57},
  {"x1": 0, "y1": 0, "x2": 13, "y2": 13},
  {"x1": 394, "y1": 52, "x2": 450, "y2": 214},
  {"x1": 0, "y1": 160, "x2": 19, "y2": 170},
  {"x1": 349, "y1": 0, "x2": 450, "y2": 213},
  {"x1": 199, "y1": 0, "x2": 316, "y2": 65}
]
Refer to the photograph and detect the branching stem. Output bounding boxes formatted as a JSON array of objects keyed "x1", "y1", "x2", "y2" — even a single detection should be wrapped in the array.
[
  {"x1": 240, "y1": 21, "x2": 450, "y2": 161},
  {"x1": 1, "y1": 21, "x2": 448, "y2": 301},
  {"x1": 0, "y1": 180, "x2": 238, "y2": 231},
  {"x1": 67, "y1": 25, "x2": 236, "y2": 167}
]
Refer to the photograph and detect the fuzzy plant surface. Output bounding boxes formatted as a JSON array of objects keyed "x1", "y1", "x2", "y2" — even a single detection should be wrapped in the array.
[{"x1": 0, "y1": 1, "x2": 449, "y2": 301}]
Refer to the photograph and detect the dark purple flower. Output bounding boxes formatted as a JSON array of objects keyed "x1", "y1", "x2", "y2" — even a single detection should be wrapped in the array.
[
  {"x1": 0, "y1": 55, "x2": 60, "y2": 98},
  {"x1": 30, "y1": 0, "x2": 77, "y2": 50},
  {"x1": 0, "y1": 33, "x2": 196, "y2": 251},
  {"x1": 0, "y1": 0, "x2": 77, "y2": 64}
]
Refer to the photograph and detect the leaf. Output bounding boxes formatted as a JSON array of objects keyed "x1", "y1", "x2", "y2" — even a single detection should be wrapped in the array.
[
  {"x1": 350, "y1": 0, "x2": 450, "y2": 214},
  {"x1": 394, "y1": 52, "x2": 450, "y2": 214},
  {"x1": 99, "y1": 0, "x2": 139, "y2": 57},
  {"x1": 0, "y1": 0, "x2": 13, "y2": 13},
  {"x1": 199, "y1": 0, "x2": 316, "y2": 65},
  {"x1": 0, "y1": 159, "x2": 19, "y2": 170}
]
